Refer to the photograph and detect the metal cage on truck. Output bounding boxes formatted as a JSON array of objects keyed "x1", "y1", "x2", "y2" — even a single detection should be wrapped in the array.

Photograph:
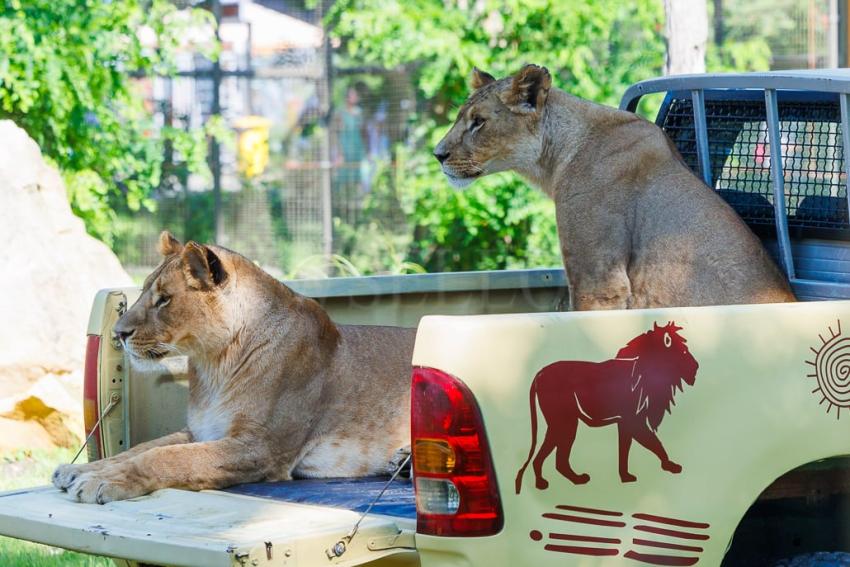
[{"x1": 621, "y1": 69, "x2": 850, "y2": 302}]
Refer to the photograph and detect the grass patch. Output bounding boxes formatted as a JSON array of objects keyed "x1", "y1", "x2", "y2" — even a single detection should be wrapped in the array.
[{"x1": 0, "y1": 449, "x2": 112, "y2": 567}]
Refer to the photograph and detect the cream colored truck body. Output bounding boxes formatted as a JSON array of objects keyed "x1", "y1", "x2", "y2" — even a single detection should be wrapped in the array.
[
  {"x1": 412, "y1": 301, "x2": 850, "y2": 566},
  {"x1": 3, "y1": 275, "x2": 849, "y2": 567}
]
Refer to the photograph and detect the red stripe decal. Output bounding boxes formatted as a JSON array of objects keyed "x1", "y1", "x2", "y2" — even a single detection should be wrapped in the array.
[
  {"x1": 624, "y1": 550, "x2": 699, "y2": 566},
  {"x1": 550, "y1": 533, "x2": 621, "y2": 545},
  {"x1": 633, "y1": 513, "x2": 710, "y2": 529},
  {"x1": 542, "y1": 513, "x2": 627, "y2": 528},
  {"x1": 633, "y1": 538, "x2": 704, "y2": 553},
  {"x1": 634, "y1": 525, "x2": 710, "y2": 541},
  {"x1": 545, "y1": 544, "x2": 619, "y2": 557},
  {"x1": 556, "y1": 504, "x2": 624, "y2": 517}
]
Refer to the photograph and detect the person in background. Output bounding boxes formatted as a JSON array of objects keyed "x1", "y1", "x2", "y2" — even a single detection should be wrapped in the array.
[{"x1": 333, "y1": 86, "x2": 368, "y2": 221}]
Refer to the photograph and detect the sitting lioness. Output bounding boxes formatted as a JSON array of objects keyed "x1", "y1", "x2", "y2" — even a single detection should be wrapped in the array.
[
  {"x1": 434, "y1": 64, "x2": 795, "y2": 309},
  {"x1": 53, "y1": 231, "x2": 415, "y2": 504}
]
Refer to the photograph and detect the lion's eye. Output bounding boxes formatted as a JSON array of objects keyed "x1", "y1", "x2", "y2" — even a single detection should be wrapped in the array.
[
  {"x1": 155, "y1": 295, "x2": 171, "y2": 308},
  {"x1": 469, "y1": 115, "x2": 485, "y2": 132}
]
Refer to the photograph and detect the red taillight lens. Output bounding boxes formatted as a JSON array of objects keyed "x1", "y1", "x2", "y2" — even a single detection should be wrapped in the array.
[
  {"x1": 83, "y1": 335, "x2": 102, "y2": 461},
  {"x1": 411, "y1": 367, "x2": 503, "y2": 537}
]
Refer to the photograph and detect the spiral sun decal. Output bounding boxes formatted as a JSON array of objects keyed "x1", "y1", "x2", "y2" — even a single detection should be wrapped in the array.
[{"x1": 806, "y1": 320, "x2": 850, "y2": 419}]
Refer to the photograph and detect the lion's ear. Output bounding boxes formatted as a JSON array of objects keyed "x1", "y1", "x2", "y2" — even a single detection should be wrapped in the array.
[
  {"x1": 471, "y1": 67, "x2": 495, "y2": 90},
  {"x1": 500, "y1": 64, "x2": 551, "y2": 115},
  {"x1": 181, "y1": 242, "x2": 228, "y2": 290},
  {"x1": 158, "y1": 230, "x2": 183, "y2": 257}
]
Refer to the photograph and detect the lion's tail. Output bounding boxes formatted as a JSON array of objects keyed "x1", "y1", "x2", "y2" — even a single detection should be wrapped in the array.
[{"x1": 514, "y1": 377, "x2": 539, "y2": 495}]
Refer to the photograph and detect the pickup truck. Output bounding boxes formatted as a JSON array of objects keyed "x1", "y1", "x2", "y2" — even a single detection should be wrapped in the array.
[{"x1": 3, "y1": 69, "x2": 850, "y2": 567}]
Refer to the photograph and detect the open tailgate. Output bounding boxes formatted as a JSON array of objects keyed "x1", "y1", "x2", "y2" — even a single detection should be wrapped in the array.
[{"x1": 0, "y1": 485, "x2": 416, "y2": 567}]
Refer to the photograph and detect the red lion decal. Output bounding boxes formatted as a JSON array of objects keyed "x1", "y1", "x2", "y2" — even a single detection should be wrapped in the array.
[{"x1": 515, "y1": 322, "x2": 698, "y2": 493}]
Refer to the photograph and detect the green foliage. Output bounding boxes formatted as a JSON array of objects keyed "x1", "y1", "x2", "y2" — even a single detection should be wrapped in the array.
[
  {"x1": 332, "y1": 159, "x2": 427, "y2": 276},
  {"x1": 706, "y1": 37, "x2": 771, "y2": 72},
  {"x1": 0, "y1": 0, "x2": 218, "y2": 245},
  {"x1": 329, "y1": 0, "x2": 666, "y2": 272},
  {"x1": 706, "y1": 0, "x2": 783, "y2": 72},
  {"x1": 111, "y1": 190, "x2": 216, "y2": 270},
  {"x1": 716, "y1": 0, "x2": 798, "y2": 44},
  {"x1": 393, "y1": 141, "x2": 559, "y2": 272},
  {"x1": 331, "y1": 0, "x2": 666, "y2": 116}
]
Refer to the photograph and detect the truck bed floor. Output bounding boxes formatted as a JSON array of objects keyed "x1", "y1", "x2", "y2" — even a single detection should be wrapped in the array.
[{"x1": 225, "y1": 476, "x2": 416, "y2": 519}]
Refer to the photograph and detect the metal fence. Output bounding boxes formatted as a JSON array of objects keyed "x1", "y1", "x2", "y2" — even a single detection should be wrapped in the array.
[
  {"x1": 114, "y1": 0, "x2": 844, "y2": 281},
  {"x1": 116, "y1": 0, "x2": 417, "y2": 281},
  {"x1": 660, "y1": 94, "x2": 845, "y2": 230}
]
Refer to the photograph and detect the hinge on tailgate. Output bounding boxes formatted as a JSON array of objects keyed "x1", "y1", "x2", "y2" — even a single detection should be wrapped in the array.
[{"x1": 367, "y1": 530, "x2": 415, "y2": 551}]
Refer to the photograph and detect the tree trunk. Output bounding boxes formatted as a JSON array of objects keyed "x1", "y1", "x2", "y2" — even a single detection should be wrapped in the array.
[
  {"x1": 712, "y1": 0, "x2": 724, "y2": 47},
  {"x1": 664, "y1": 0, "x2": 708, "y2": 75}
]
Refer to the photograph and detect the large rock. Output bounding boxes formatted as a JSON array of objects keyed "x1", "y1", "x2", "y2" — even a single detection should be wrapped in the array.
[
  {"x1": 0, "y1": 372, "x2": 84, "y2": 449},
  {"x1": 0, "y1": 120, "x2": 132, "y2": 448}
]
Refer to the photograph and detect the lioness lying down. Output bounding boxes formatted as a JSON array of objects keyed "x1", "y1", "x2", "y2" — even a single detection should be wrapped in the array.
[
  {"x1": 435, "y1": 65, "x2": 795, "y2": 309},
  {"x1": 53, "y1": 231, "x2": 415, "y2": 504}
]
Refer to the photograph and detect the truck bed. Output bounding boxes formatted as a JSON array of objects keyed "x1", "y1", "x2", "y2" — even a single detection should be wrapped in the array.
[{"x1": 0, "y1": 478, "x2": 415, "y2": 567}]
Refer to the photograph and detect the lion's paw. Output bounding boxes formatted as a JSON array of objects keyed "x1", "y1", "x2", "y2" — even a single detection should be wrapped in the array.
[
  {"x1": 68, "y1": 472, "x2": 145, "y2": 505},
  {"x1": 620, "y1": 472, "x2": 637, "y2": 483},
  {"x1": 52, "y1": 463, "x2": 88, "y2": 491},
  {"x1": 661, "y1": 460, "x2": 682, "y2": 474},
  {"x1": 571, "y1": 473, "x2": 591, "y2": 485}
]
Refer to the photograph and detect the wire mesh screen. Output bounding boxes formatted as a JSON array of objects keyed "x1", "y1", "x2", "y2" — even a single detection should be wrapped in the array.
[
  {"x1": 110, "y1": 1, "x2": 847, "y2": 280},
  {"x1": 660, "y1": 96, "x2": 848, "y2": 234},
  {"x1": 110, "y1": 1, "x2": 422, "y2": 281}
]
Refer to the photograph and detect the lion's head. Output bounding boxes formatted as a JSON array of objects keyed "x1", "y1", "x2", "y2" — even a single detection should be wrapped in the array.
[
  {"x1": 433, "y1": 64, "x2": 552, "y2": 188},
  {"x1": 112, "y1": 231, "x2": 243, "y2": 362},
  {"x1": 617, "y1": 322, "x2": 699, "y2": 431},
  {"x1": 113, "y1": 231, "x2": 339, "y2": 367}
]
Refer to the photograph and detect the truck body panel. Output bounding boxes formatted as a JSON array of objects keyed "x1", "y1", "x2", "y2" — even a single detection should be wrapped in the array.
[{"x1": 411, "y1": 301, "x2": 850, "y2": 565}]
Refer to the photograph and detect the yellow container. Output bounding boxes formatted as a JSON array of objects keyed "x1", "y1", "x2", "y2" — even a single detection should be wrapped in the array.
[{"x1": 234, "y1": 115, "x2": 271, "y2": 178}]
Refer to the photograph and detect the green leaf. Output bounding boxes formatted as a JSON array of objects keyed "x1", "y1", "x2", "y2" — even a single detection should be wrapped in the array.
[{"x1": 0, "y1": 0, "x2": 217, "y2": 243}]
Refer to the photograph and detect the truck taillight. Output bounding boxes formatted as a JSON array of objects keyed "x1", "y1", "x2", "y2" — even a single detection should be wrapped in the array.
[
  {"x1": 84, "y1": 335, "x2": 102, "y2": 461},
  {"x1": 411, "y1": 367, "x2": 503, "y2": 537}
]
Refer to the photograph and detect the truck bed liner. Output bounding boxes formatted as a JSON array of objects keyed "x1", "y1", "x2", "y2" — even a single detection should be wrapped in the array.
[{"x1": 226, "y1": 477, "x2": 416, "y2": 519}]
